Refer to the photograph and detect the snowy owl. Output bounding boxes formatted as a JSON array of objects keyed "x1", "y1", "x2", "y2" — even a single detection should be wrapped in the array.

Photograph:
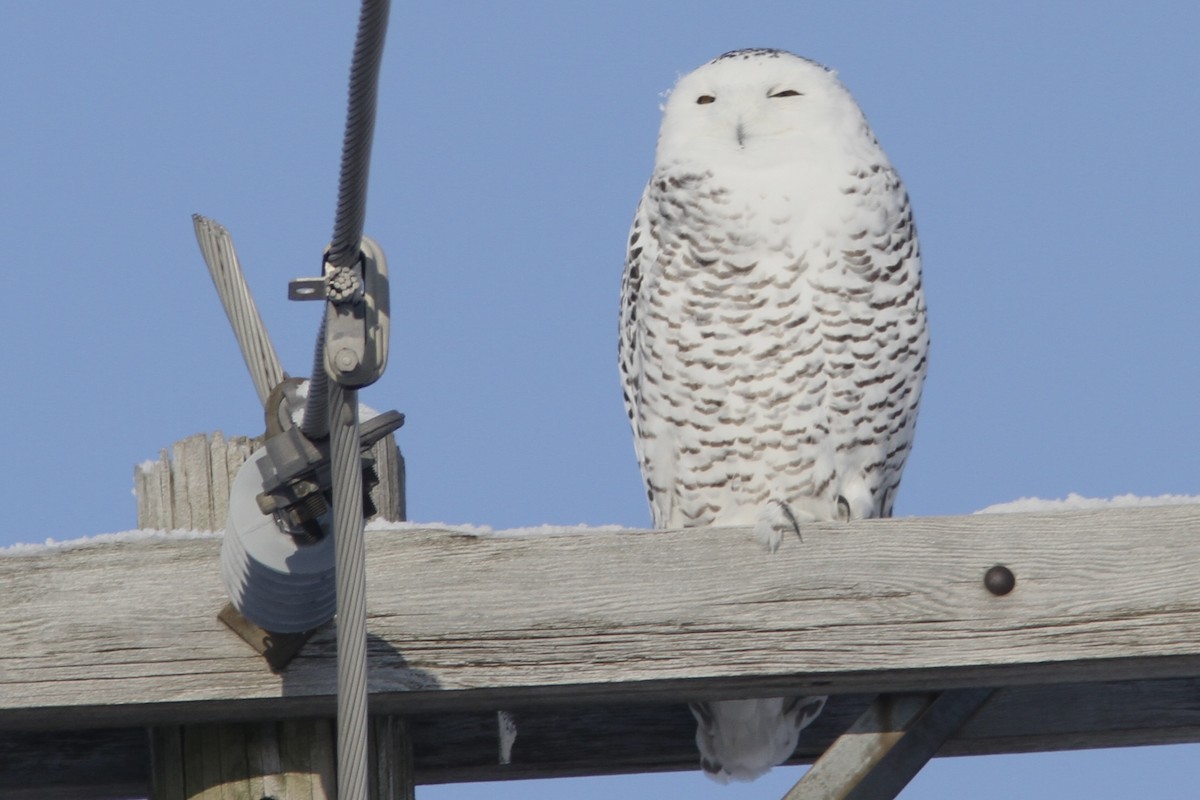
[{"x1": 618, "y1": 49, "x2": 929, "y2": 782}]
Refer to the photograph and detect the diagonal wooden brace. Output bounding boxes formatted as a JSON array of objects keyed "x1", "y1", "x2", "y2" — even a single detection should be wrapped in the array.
[{"x1": 783, "y1": 688, "x2": 994, "y2": 800}]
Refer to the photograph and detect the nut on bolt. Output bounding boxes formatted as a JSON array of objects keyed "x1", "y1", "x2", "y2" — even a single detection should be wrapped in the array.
[
  {"x1": 984, "y1": 565, "x2": 1016, "y2": 596},
  {"x1": 334, "y1": 348, "x2": 361, "y2": 372}
]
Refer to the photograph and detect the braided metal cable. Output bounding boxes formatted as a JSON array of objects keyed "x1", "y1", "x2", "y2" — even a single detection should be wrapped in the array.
[
  {"x1": 300, "y1": 320, "x2": 331, "y2": 439},
  {"x1": 324, "y1": 3, "x2": 392, "y2": 797},
  {"x1": 328, "y1": 0, "x2": 391, "y2": 269},
  {"x1": 197, "y1": 6, "x2": 391, "y2": 796},
  {"x1": 193, "y1": 214, "x2": 285, "y2": 407},
  {"x1": 302, "y1": 0, "x2": 391, "y2": 437},
  {"x1": 330, "y1": 383, "x2": 369, "y2": 800}
]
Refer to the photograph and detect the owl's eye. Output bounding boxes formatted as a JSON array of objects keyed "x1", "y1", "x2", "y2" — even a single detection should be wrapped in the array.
[
  {"x1": 770, "y1": 89, "x2": 803, "y2": 98},
  {"x1": 696, "y1": 95, "x2": 716, "y2": 105}
]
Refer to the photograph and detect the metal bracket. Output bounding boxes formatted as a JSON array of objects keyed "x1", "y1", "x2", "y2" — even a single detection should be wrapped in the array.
[
  {"x1": 254, "y1": 401, "x2": 404, "y2": 541},
  {"x1": 288, "y1": 277, "x2": 328, "y2": 301},
  {"x1": 289, "y1": 236, "x2": 390, "y2": 389}
]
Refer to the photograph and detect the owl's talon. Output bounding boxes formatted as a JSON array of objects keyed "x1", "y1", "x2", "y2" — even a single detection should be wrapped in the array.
[
  {"x1": 836, "y1": 494, "x2": 851, "y2": 522},
  {"x1": 754, "y1": 500, "x2": 801, "y2": 552}
]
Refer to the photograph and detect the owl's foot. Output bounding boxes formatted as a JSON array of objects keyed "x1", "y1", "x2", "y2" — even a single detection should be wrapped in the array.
[
  {"x1": 755, "y1": 496, "x2": 854, "y2": 552},
  {"x1": 753, "y1": 500, "x2": 802, "y2": 553}
]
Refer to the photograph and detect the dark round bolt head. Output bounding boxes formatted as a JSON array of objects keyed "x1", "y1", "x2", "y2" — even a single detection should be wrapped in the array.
[{"x1": 984, "y1": 565, "x2": 1016, "y2": 596}]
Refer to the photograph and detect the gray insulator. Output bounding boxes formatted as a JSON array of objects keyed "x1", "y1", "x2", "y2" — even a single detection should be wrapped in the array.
[{"x1": 221, "y1": 448, "x2": 337, "y2": 633}]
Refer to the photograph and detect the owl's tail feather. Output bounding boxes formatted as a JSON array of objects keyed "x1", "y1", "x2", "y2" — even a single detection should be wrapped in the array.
[{"x1": 690, "y1": 695, "x2": 827, "y2": 783}]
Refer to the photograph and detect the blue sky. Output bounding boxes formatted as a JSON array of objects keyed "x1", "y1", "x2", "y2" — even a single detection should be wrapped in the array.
[{"x1": 1, "y1": 2, "x2": 1197, "y2": 797}]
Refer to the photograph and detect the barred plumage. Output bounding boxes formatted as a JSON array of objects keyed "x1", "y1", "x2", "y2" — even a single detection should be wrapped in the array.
[{"x1": 619, "y1": 49, "x2": 928, "y2": 782}]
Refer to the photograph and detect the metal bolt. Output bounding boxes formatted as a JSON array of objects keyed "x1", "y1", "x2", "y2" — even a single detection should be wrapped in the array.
[
  {"x1": 984, "y1": 565, "x2": 1016, "y2": 596},
  {"x1": 334, "y1": 348, "x2": 360, "y2": 372}
]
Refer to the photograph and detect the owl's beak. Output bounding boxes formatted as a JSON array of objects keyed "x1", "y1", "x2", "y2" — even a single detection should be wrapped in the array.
[{"x1": 735, "y1": 121, "x2": 746, "y2": 147}]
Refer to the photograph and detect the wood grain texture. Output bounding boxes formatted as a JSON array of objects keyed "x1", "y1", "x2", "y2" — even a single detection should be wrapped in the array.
[
  {"x1": 3, "y1": 505, "x2": 1200, "y2": 794},
  {"x1": 135, "y1": 432, "x2": 255, "y2": 531},
  {"x1": 134, "y1": 429, "x2": 405, "y2": 798},
  {"x1": 4, "y1": 504, "x2": 1200, "y2": 727},
  {"x1": 7, "y1": 675, "x2": 1200, "y2": 793},
  {"x1": 785, "y1": 690, "x2": 994, "y2": 799},
  {"x1": 134, "y1": 431, "x2": 403, "y2": 531}
]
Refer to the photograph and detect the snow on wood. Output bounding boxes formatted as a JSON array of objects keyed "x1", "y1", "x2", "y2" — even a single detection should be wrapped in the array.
[{"x1": 977, "y1": 493, "x2": 1200, "y2": 514}]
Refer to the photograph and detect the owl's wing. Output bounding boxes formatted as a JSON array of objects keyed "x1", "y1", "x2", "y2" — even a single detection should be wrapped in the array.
[
  {"x1": 818, "y1": 163, "x2": 929, "y2": 519},
  {"x1": 618, "y1": 189, "x2": 662, "y2": 523}
]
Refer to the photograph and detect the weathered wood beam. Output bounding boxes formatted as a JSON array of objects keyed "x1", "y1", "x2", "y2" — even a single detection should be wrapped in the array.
[
  {"x1": 409, "y1": 675, "x2": 1200, "y2": 782},
  {"x1": 4, "y1": 504, "x2": 1199, "y2": 730},
  {"x1": 783, "y1": 689, "x2": 993, "y2": 800},
  {"x1": 149, "y1": 719, "x2": 337, "y2": 799},
  {"x1": 0, "y1": 728, "x2": 148, "y2": 800},
  {"x1": 6, "y1": 675, "x2": 1200, "y2": 794},
  {"x1": 3, "y1": 505, "x2": 1200, "y2": 795}
]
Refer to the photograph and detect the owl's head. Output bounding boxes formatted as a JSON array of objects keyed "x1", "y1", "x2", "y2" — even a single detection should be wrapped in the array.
[{"x1": 655, "y1": 49, "x2": 872, "y2": 167}]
